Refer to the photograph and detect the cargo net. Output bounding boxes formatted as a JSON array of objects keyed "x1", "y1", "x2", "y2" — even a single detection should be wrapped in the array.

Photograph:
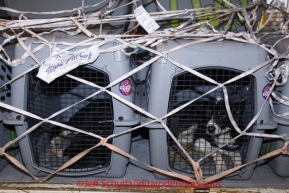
[{"x1": 0, "y1": 0, "x2": 288, "y2": 184}]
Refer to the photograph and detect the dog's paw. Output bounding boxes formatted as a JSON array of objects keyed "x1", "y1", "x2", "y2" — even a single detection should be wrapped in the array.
[
  {"x1": 194, "y1": 138, "x2": 213, "y2": 155},
  {"x1": 233, "y1": 152, "x2": 242, "y2": 167},
  {"x1": 216, "y1": 164, "x2": 227, "y2": 173},
  {"x1": 214, "y1": 152, "x2": 227, "y2": 172}
]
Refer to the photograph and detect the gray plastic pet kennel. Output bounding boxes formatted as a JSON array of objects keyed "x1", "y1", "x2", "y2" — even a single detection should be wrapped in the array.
[
  {"x1": 141, "y1": 0, "x2": 264, "y2": 32},
  {"x1": 259, "y1": 34, "x2": 289, "y2": 177},
  {"x1": 3, "y1": 34, "x2": 139, "y2": 177},
  {"x1": 0, "y1": 39, "x2": 17, "y2": 172},
  {"x1": 141, "y1": 39, "x2": 277, "y2": 180}
]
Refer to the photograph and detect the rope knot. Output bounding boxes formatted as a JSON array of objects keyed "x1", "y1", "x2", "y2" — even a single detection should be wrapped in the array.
[{"x1": 100, "y1": 138, "x2": 108, "y2": 146}]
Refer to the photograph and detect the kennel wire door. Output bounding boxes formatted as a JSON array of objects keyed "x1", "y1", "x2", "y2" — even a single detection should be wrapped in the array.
[
  {"x1": 27, "y1": 66, "x2": 113, "y2": 173},
  {"x1": 167, "y1": 67, "x2": 254, "y2": 176},
  {"x1": 145, "y1": 39, "x2": 277, "y2": 180},
  {"x1": 4, "y1": 34, "x2": 138, "y2": 177}
]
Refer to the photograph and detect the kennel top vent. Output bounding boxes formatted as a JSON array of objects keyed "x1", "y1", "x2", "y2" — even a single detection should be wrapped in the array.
[
  {"x1": 0, "y1": 36, "x2": 16, "y2": 172},
  {"x1": 0, "y1": 37, "x2": 13, "y2": 115}
]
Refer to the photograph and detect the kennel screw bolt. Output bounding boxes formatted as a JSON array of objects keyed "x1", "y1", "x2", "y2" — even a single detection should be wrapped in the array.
[
  {"x1": 118, "y1": 116, "x2": 123, "y2": 121},
  {"x1": 16, "y1": 115, "x2": 21, "y2": 120}
]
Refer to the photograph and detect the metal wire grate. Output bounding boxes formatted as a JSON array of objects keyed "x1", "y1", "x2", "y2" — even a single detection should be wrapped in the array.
[
  {"x1": 27, "y1": 65, "x2": 114, "y2": 173},
  {"x1": 167, "y1": 67, "x2": 255, "y2": 176},
  {"x1": 0, "y1": 63, "x2": 11, "y2": 107}
]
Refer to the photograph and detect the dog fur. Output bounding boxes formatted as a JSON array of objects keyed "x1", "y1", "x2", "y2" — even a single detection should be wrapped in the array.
[
  {"x1": 47, "y1": 101, "x2": 113, "y2": 168},
  {"x1": 178, "y1": 99, "x2": 246, "y2": 172}
]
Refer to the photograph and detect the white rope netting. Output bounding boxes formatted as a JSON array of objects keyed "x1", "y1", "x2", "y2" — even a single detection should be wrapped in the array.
[{"x1": 0, "y1": 0, "x2": 288, "y2": 184}]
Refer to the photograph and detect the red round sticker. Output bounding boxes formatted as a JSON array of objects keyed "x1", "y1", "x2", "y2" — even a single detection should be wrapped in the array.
[
  {"x1": 262, "y1": 84, "x2": 270, "y2": 99},
  {"x1": 119, "y1": 79, "x2": 132, "y2": 96}
]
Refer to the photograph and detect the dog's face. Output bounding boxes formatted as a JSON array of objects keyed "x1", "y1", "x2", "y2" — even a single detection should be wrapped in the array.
[{"x1": 205, "y1": 100, "x2": 246, "y2": 136}]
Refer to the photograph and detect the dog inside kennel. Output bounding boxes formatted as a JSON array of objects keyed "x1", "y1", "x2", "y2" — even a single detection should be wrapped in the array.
[
  {"x1": 167, "y1": 67, "x2": 254, "y2": 175},
  {"x1": 27, "y1": 65, "x2": 113, "y2": 173},
  {"x1": 1, "y1": 0, "x2": 289, "y2": 191}
]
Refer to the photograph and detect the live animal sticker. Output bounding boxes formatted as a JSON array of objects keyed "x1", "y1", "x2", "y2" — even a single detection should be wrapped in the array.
[
  {"x1": 262, "y1": 84, "x2": 271, "y2": 99},
  {"x1": 37, "y1": 44, "x2": 99, "y2": 83},
  {"x1": 134, "y1": 5, "x2": 160, "y2": 34},
  {"x1": 119, "y1": 79, "x2": 132, "y2": 96}
]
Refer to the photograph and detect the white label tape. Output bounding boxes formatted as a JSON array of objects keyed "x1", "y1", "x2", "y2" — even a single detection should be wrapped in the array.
[
  {"x1": 134, "y1": 5, "x2": 160, "y2": 34},
  {"x1": 37, "y1": 44, "x2": 99, "y2": 83}
]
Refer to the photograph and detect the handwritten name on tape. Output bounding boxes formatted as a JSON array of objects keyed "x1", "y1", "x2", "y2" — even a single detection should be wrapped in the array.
[{"x1": 37, "y1": 44, "x2": 99, "y2": 83}]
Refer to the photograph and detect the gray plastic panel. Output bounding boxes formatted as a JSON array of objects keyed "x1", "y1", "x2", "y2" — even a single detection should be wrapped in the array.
[
  {"x1": 266, "y1": 125, "x2": 289, "y2": 177},
  {"x1": 260, "y1": 34, "x2": 289, "y2": 124},
  {"x1": 6, "y1": 34, "x2": 138, "y2": 177},
  {"x1": 270, "y1": 81, "x2": 289, "y2": 125},
  {"x1": 145, "y1": 39, "x2": 276, "y2": 180},
  {"x1": 259, "y1": 34, "x2": 289, "y2": 177}
]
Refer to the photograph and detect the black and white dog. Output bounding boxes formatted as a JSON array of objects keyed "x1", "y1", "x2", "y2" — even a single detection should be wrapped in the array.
[{"x1": 178, "y1": 99, "x2": 246, "y2": 172}]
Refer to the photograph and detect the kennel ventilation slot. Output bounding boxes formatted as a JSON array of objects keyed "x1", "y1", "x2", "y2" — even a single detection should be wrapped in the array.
[
  {"x1": 0, "y1": 40, "x2": 16, "y2": 172},
  {"x1": 167, "y1": 67, "x2": 255, "y2": 176},
  {"x1": 27, "y1": 66, "x2": 113, "y2": 173}
]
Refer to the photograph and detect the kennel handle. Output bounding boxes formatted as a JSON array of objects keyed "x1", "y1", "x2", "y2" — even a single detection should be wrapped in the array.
[
  {"x1": 256, "y1": 119, "x2": 277, "y2": 130},
  {"x1": 2, "y1": 113, "x2": 23, "y2": 125}
]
